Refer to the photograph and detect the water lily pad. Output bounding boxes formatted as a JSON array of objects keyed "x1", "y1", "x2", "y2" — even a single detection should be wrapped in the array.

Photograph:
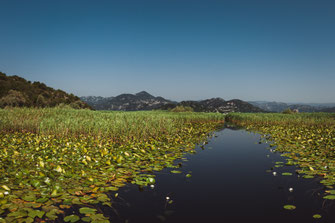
[
  {"x1": 147, "y1": 177, "x2": 156, "y2": 184},
  {"x1": 283, "y1": 205, "x2": 296, "y2": 210},
  {"x1": 81, "y1": 216, "x2": 91, "y2": 222},
  {"x1": 45, "y1": 209, "x2": 59, "y2": 220},
  {"x1": 313, "y1": 214, "x2": 322, "y2": 219},
  {"x1": 105, "y1": 186, "x2": 118, "y2": 191},
  {"x1": 186, "y1": 174, "x2": 192, "y2": 178},
  {"x1": 36, "y1": 197, "x2": 48, "y2": 203},
  {"x1": 64, "y1": 214, "x2": 80, "y2": 222},
  {"x1": 171, "y1": 170, "x2": 182, "y2": 174},
  {"x1": 22, "y1": 194, "x2": 36, "y2": 202},
  {"x1": 303, "y1": 175, "x2": 314, "y2": 179},
  {"x1": 1, "y1": 185, "x2": 10, "y2": 191},
  {"x1": 8, "y1": 210, "x2": 28, "y2": 218},
  {"x1": 79, "y1": 207, "x2": 97, "y2": 214},
  {"x1": 323, "y1": 195, "x2": 335, "y2": 200},
  {"x1": 28, "y1": 209, "x2": 45, "y2": 218},
  {"x1": 282, "y1": 172, "x2": 293, "y2": 176}
]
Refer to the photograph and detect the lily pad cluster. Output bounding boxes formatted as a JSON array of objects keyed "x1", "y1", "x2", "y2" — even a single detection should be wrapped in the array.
[
  {"x1": 0, "y1": 109, "x2": 225, "y2": 222},
  {"x1": 226, "y1": 113, "x2": 335, "y2": 199}
]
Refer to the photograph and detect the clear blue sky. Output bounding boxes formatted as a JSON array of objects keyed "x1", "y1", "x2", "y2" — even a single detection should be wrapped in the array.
[{"x1": 1, "y1": 0, "x2": 334, "y2": 103}]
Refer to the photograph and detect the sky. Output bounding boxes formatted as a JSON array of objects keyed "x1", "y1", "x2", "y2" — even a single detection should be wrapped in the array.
[{"x1": 0, "y1": 0, "x2": 334, "y2": 103}]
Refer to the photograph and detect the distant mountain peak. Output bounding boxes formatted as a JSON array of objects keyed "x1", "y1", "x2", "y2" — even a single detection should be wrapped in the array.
[
  {"x1": 81, "y1": 91, "x2": 172, "y2": 111},
  {"x1": 135, "y1": 91, "x2": 152, "y2": 97}
]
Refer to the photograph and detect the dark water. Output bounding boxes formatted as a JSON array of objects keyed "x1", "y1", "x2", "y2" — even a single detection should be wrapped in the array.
[{"x1": 103, "y1": 128, "x2": 335, "y2": 223}]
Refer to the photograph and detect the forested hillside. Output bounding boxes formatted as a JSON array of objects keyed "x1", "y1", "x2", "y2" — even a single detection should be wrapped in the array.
[{"x1": 0, "y1": 72, "x2": 90, "y2": 109}]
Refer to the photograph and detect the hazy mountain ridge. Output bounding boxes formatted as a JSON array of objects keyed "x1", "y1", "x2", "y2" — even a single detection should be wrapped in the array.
[
  {"x1": 82, "y1": 93, "x2": 264, "y2": 113},
  {"x1": 249, "y1": 101, "x2": 335, "y2": 113}
]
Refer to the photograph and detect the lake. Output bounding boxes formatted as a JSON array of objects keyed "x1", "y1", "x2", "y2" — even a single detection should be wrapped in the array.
[{"x1": 101, "y1": 127, "x2": 335, "y2": 223}]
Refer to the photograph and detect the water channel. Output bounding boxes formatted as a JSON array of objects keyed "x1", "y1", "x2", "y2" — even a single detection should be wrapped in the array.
[{"x1": 102, "y1": 127, "x2": 335, "y2": 223}]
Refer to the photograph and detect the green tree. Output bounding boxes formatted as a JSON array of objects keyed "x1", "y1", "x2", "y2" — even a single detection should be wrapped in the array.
[{"x1": 0, "y1": 90, "x2": 28, "y2": 107}]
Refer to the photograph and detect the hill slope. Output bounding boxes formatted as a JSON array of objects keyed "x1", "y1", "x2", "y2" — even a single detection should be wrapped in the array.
[{"x1": 0, "y1": 72, "x2": 90, "y2": 109}]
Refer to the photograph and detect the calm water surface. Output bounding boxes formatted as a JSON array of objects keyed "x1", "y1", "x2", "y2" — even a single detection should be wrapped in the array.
[{"x1": 103, "y1": 128, "x2": 335, "y2": 223}]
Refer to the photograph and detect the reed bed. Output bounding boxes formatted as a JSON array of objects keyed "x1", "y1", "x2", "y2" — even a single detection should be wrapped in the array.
[
  {"x1": 0, "y1": 107, "x2": 224, "y2": 139},
  {"x1": 226, "y1": 112, "x2": 335, "y2": 126}
]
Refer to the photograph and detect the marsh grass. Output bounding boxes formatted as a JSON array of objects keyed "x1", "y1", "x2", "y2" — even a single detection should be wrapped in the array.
[
  {"x1": 0, "y1": 107, "x2": 224, "y2": 139},
  {"x1": 226, "y1": 112, "x2": 335, "y2": 126}
]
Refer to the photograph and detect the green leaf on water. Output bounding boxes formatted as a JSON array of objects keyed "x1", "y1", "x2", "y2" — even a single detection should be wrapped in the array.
[
  {"x1": 105, "y1": 186, "x2": 118, "y2": 191},
  {"x1": 303, "y1": 175, "x2": 314, "y2": 179},
  {"x1": 64, "y1": 214, "x2": 80, "y2": 222},
  {"x1": 313, "y1": 214, "x2": 322, "y2": 219},
  {"x1": 46, "y1": 209, "x2": 59, "y2": 220},
  {"x1": 147, "y1": 177, "x2": 155, "y2": 184},
  {"x1": 186, "y1": 174, "x2": 192, "y2": 178},
  {"x1": 25, "y1": 217, "x2": 35, "y2": 223},
  {"x1": 22, "y1": 194, "x2": 36, "y2": 202},
  {"x1": 1, "y1": 185, "x2": 10, "y2": 191},
  {"x1": 8, "y1": 210, "x2": 28, "y2": 218},
  {"x1": 282, "y1": 172, "x2": 293, "y2": 176},
  {"x1": 323, "y1": 195, "x2": 335, "y2": 200},
  {"x1": 72, "y1": 197, "x2": 83, "y2": 205},
  {"x1": 36, "y1": 197, "x2": 48, "y2": 203},
  {"x1": 79, "y1": 207, "x2": 97, "y2": 214},
  {"x1": 171, "y1": 170, "x2": 182, "y2": 174},
  {"x1": 283, "y1": 205, "x2": 296, "y2": 210},
  {"x1": 28, "y1": 209, "x2": 45, "y2": 218},
  {"x1": 81, "y1": 217, "x2": 91, "y2": 222}
]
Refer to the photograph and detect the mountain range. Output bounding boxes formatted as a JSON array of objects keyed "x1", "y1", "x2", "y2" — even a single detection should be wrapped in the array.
[
  {"x1": 2, "y1": 72, "x2": 334, "y2": 113},
  {"x1": 249, "y1": 101, "x2": 335, "y2": 113},
  {"x1": 81, "y1": 92, "x2": 264, "y2": 113},
  {"x1": 81, "y1": 92, "x2": 335, "y2": 113}
]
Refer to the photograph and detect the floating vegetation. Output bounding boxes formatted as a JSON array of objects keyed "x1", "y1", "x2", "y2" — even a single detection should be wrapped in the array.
[
  {"x1": 0, "y1": 108, "x2": 224, "y2": 222},
  {"x1": 185, "y1": 174, "x2": 192, "y2": 178},
  {"x1": 313, "y1": 214, "x2": 322, "y2": 219},
  {"x1": 226, "y1": 112, "x2": 335, "y2": 200},
  {"x1": 283, "y1": 205, "x2": 296, "y2": 210},
  {"x1": 282, "y1": 172, "x2": 293, "y2": 176}
]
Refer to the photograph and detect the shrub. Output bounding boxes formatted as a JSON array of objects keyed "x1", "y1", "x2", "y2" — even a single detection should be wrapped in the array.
[
  {"x1": 171, "y1": 105, "x2": 194, "y2": 112},
  {"x1": 282, "y1": 108, "x2": 294, "y2": 114}
]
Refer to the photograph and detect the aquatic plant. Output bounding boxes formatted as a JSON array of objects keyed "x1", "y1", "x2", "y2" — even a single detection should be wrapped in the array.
[
  {"x1": 226, "y1": 112, "x2": 335, "y2": 199},
  {"x1": 0, "y1": 108, "x2": 224, "y2": 222}
]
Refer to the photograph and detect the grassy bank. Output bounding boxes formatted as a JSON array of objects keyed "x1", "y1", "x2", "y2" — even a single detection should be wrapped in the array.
[
  {"x1": 226, "y1": 112, "x2": 335, "y2": 196},
  {"x1": 0, "y1": 108, "x2": 224, "y2": 222}
]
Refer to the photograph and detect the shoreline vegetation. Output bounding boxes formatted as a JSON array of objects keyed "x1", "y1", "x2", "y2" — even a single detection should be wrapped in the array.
[
  {"x1": 2, "y1": 108, "x2": 335, "y2": 222},
  {"x1": 226, "y1": 113, "x2": 335, "y2": 199},
  {"x1": 0, "y1": 108, "x2": 224, "y2": 223}
]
